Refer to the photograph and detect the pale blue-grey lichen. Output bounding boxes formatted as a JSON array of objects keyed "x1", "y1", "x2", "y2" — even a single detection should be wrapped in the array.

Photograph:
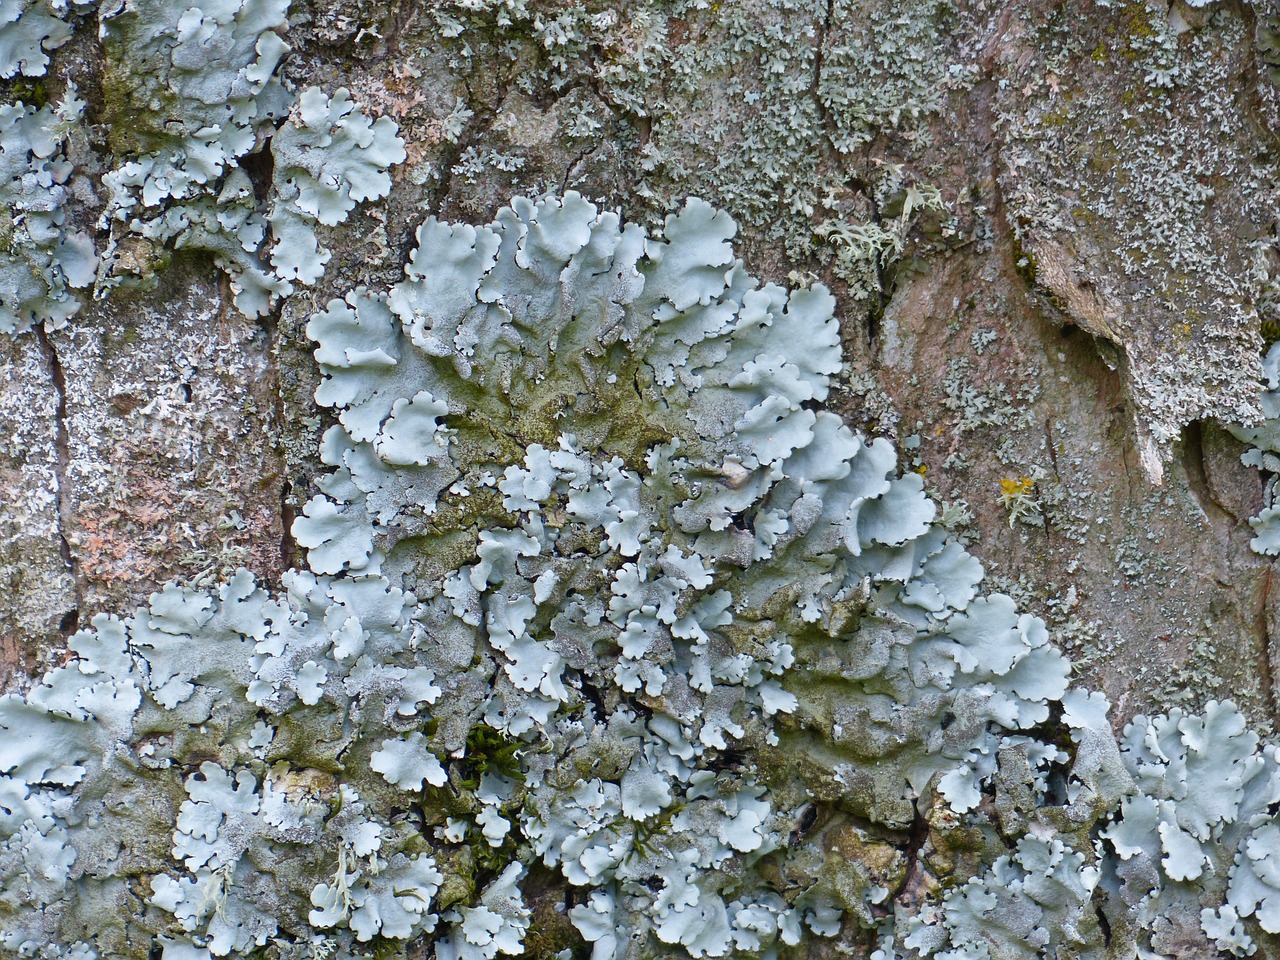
[
  {"x1": 4, "y1": 1, "x2": 1280, "y2": 956},
  {"x1": 0, "y1": 192, "x2": 1079, "y2": 958},
  {"x1": 94, "y1": 0, "x2": 404, "y2": 317},
  {"x1": 1230, "y1": 341, "x2": 1280, "y2": 555},
  {"x1": 96, "y1": 0, "x2": 292, "y2": 301},
  {"x1": 0, "y1": 0, "x2": 410, "y2": 328},
  {"x1": 0, "y1": 0, "x2": 73, "y2": 79},
  {"x1": 0, "y1": 92, "x2": 95, "y2": 334},
  {"x1": 267, "y1": 87, "x2": 406, "y2": 287},
  {"x1": 8, "y1": 190, "x2": 1280, "y2": 959}
]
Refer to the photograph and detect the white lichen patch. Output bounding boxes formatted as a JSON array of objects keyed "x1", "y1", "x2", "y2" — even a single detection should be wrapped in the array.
[
  {"x1": 0, "y1": 0, "x2": 73, "y2": 80},
  {"x1": 992, "y1": 2, "x2": 1275, "y2": 473}
]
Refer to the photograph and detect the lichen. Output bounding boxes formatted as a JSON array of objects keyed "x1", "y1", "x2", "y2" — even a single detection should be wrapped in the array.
[
  {"x1": 0, "y1": 91, "x2": 95, "y2": 333},
  {"x1": 0, "y1": 193, "x2": 1085, "y2": 958},
  {"x1": 1229, "y1": 341, "x2": 1280, "y2": 555},
  {"x1": 6, "y1": 190, "x2": 1279, "y2": 959},
  {"x1": 0, "y1": 0, "x2": 73, "y2": 80},
  {"x1": 267, "y1": 87, "x2": 406, "y2": 287},
  {"x1": 4, "y1": 0, "x2": 1280, "y2": 955},
  {"x1": 93, "y1": 0, "x2": 405, "y2": 317}
]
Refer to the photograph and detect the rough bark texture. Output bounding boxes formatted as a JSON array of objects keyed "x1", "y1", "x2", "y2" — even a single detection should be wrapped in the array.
[
  {"x1": 7, "y1": 0, "x2": 1280, "y2": 956},
  {"x1": 6, "y1": 0, "x2": 1279, "y2": 723}
]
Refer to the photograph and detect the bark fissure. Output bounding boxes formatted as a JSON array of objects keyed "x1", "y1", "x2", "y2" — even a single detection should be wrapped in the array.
[
  {"x1": 888, "y1": 800, "x2": 931, "y2": 909},
  {"x1": 1258, "y1": 564, "x2": 1279, "y2": 724},
  {"x1": 1181, "y1": 420, "x2": 1237, "y2": 527},
  {"x1": 559, "y1": 143, "x2": 594, "y2": 195},
  {"x1": 33, "y1": 322, "x2": 82, "y2": 635},
  {"x1": 810, "y1": 0, "x2": 837, "y2": 133},
  {"x1": 254, "y1": 309, "x2": 297, "y2": 578}
]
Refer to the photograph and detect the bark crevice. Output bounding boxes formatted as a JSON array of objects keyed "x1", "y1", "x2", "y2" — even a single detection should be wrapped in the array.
[
  {"x1": 254, "y1": 308, "x2": 298, "y2": 578},
  {"x1": 33, "y1": 322, "x2": 82, "y2": 636}
]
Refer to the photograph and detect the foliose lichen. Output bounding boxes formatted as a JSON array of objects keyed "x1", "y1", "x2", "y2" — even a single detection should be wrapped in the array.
[
  {"x1": 0, "y1": 0, "x2": 75, "y2": 80},
  {"x1": 0, "y1": 90, "x2": 95, "y2": 333},
  {"x1": 6, "y1": 190, "x2": 1280, "y2": 959},
  {"x1": 0, "y1": 0, "x2": 409, "y2": 328},
  {"x1": 267, "y1": 86, "x2": 407, "y2": 288},
  {"x1": 95, "y1": 0, "x2": 405, "y2": 316},
  {"x1": 0, "y1": 193, "x2": 1025, "y2": 954},
  {"x1": 6, "y1": 0, "x2": 1280, "y2": 955},
  {"x1": 1230, "y1": 341, "x2": 1280, "y2": 555}
]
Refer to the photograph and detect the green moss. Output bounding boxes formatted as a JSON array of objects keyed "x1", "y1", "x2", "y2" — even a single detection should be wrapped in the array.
[
  {"x1": 273, "y1": 712, "x2": 349, "y2": 774},
  {"x1": 1011, "y1": 235, "x2": 1037, "y2": 286},
  {"x1": 1261, "y1": 319, "x2": 1280, "y2": 348},
  {"x1": 458, "y1": 724, "x2": 523, "y2": 789},
  {"x1": 3, "y1": 77, "x2": 49, "y2": 106}
]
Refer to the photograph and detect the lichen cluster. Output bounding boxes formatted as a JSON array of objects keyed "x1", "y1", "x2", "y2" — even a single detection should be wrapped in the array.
[
  {"x1": 0, "y1": 91, "x2": 94, "y2": 332},
  {"x1": 1, "y1": 189, "x2": 1279, "y2": 960},
  {"x1": 0, "y1": 0, "x2": 406, "y2": 326},
  {"x1": 0, "y1": 0, "x2": 74, "y2": 81},
  {"x1": 7, "y1": 1, "x2": 1280, "y2": 959},
  {"x1": 1232, "y1": 341, "x2": 1280, "y2": 555},
  {"x1": 423, "y1": 0, "x2": 960, "y2": 302}
]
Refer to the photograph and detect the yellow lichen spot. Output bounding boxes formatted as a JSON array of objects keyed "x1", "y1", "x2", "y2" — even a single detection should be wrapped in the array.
[
  {"x1": 999, "y1": 477, "x2": 1034, "y2": 499},
  {"x1": 998, "y1": 477, "x2": 1037, "y2": 527}
]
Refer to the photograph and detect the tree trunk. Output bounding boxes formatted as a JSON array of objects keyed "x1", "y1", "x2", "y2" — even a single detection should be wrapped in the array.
[{"x1": 4, "y1": 0, "x2": 1280, "y2": 957}]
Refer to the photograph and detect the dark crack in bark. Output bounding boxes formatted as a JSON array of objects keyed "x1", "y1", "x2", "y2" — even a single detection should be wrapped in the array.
[
  {"x1": 254, "y1": 308, "x2": 298, "y2": 578},
  {"x1": 1181, "y1": 419, "x2": 1237, "y2": 528},
  {"x1": 33, "y1": 322, "x2": 82, "y2": 636},
  {"x1": 888, "y1": 799, "x2": 931, "y2": 910},
  {"x1": 810, "y1": 0, "x2": 837, "y2": 134},
  {"x1": 559, "y1": 143, "x2": 595, "y2": 196},
  {"x1": 1258, "y1": 564, "x2": 1280, "y2": 725}
]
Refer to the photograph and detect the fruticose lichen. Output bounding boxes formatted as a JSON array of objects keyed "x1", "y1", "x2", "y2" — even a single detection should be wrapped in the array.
[{"x1": 4, "y1": 191, "x2": 1280, "y2": 959}]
